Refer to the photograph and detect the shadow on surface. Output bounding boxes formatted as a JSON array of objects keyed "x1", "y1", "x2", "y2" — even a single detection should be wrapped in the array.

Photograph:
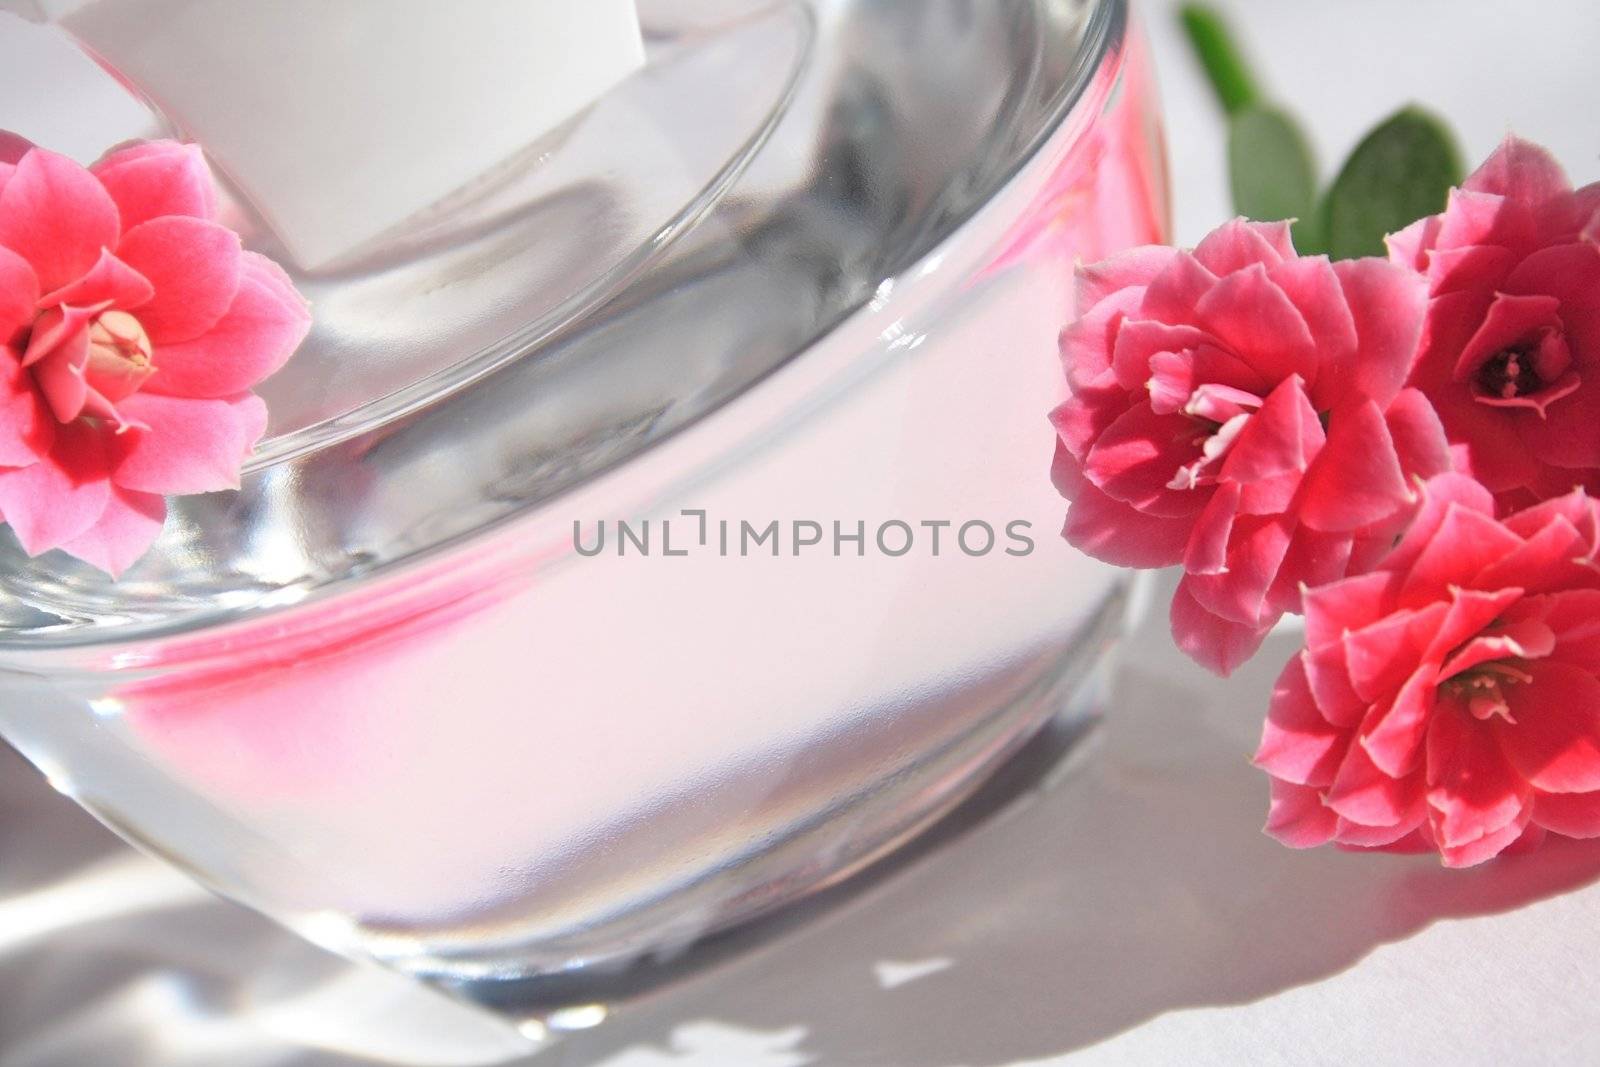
[
  {"x1": 550, "y1": 573, "x2": 1600, "y2": 1067},
  {"x1": 6, "y1": 574, "x2": 1600, "y2": 1067}
]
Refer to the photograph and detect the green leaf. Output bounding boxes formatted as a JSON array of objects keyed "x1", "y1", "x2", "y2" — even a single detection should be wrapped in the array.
[
  {"x1": 1179, "y1": 4, "x2": 1262, "y2": 116},
  {"x1": 1292, "y1": 209, "x2": 1326, "y2": 259},
  {"x1": 1321, "y1": 106, "x2": 1465, "y2": 260},
  {"x1": 1228, "y1": 104, "x2": 1320, "y2": 251}
]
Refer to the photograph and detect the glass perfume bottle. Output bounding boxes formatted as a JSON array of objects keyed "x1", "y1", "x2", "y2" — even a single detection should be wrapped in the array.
[{"x1": 0, "y1": 0, "x2": 1166, "y2": 1042}]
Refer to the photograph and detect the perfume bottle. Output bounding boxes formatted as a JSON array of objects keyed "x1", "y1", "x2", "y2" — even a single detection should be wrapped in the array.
[{"x1": 0, "y1": 0, "x2": 1166, "y2": 1041}]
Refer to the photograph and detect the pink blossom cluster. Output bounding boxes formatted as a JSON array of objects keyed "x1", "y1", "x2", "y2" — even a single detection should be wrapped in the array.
[
  {"x1": 1053, "y1": 138, "x2": 1600, "y2": 865},
  {"x1": 0, "y1": 136, "x2": 309, "y2": 575}
]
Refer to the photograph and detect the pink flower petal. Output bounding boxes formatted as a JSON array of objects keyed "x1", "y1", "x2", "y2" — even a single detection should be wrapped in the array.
[
  {"x1": 1183, "y1": 513, "x2": 1293, "y2": 627},
  {"x1": 1297, "y1": 400, "x2": 1411, "y2": 532},
  {"x1": 1451, "y1": 292, "x2": 1563, "y2": 381},
  {"x1": 1051, "y1": 445, "x2": 1191, "y2": 568},
  {"x1": 1495, "y1": 660, "x2": 1600, "y2": 794},
  {"x1": 1302, "y1": 638, "x2": 1369, "y2": 729},
  {"x1": 1438, "y1": 805, "x2": 1532, "y2": 868},
  {"x1": 1533, "y1": 790, "x2": 1600, "y2": 837},
  {"x1": 1426, "y1": 244, "x2": 1517, "y2": 297},
  {"x1": 1083, "y1": 400, "x2": 1207, "y2": 517},
  {"x1": 0, "y1": 147, "x2": 121, "y2": 295},
  {"x1": 90, "y1": 140, "x2": 217, "y2": 231},
  {"x1": 1255, "y1": 655, "x2": 1349, "y2": 787},
  {"x1": 1183, "y1": 478, "x2": 1238, "y2": 575},
  {"x1": 1109, "y1": 318, "x2": 1206, "y2": 394},
  {"x1": 1192, "y1": 344, "x2": 1274, "y2": 398},
  {"x1": 1325, "y1": 736, "x2": 1418, "y2": 827},
  {"x1": 1528, "y1": 589, "x2": 1600, "y2": 667},
  {"x1": 1219, "y1": 375, "x2": 1320, "y2": 484},
  {"x1": 1360, "y1": 664, "x2": 1440, "y2": 777},
  {"x1": 0, "y1": 243, "x2": 39, "y2": 341},
  {"x1": 1575, "y1": 182, "x2": 1600, "y2": 237},
  {"x1": 0, "y1": 132, "x2": 33, "y2": 166},
  {"x1": 111, "y1": 392, "x2": 266, "y2": 495},
  {"x1": 24, "y1": 305, "x2": 95, "y2": 423},
  {"x1": 1170, "y1": 579, "x2": 1270, "y2": 677},
  {"x1": 1436, "y1": 189, "x2": 1522, "y2": 253},
  {"x1": 58, "y1": 485, "x2": 165, "y2": 577},
  {"x1": 1303, "y1": 571, "x2": 1399, "y2": 649},
  {"x1": 1412, "y1": 289, "x2": 1491, "y2": 393},
  {"x1": 113, "y1": 215, "x2": 243, "y2": 344},
  {"x1": 1238, "y1": 468, "x2": 1305, "y2": 518},
  {"x1": 1192, "y1": 264, "x2": 1318, "y2": 385},
  {"x1": 1269, "y1": 255, "x2": 1358, "y2": 399},
  {"x1": 1471, "y1": 515, "x2": 1587, "y2": 595},
  {"x1": 38, "y1": 247, "x2": 153, "y2": 311},
  {"x1": 1520, "y1": 376, "x2": 1600, "y2": 471},
  {"x1": 1384, "y1": 388, "x2": 1452, "y2": 480},
  {"x1": 1421, "y1": 587, "x2": 1527, "y2": 666},
  {"x1": 1073, "y1": 244, "x2": 1176, "y2": 314},
  {"x1": 1050, "y1": 389, "x2": 1129, "y2": 462},
  {"x1": 1139, "y1": 251, "x2": 1217, "y2": 326},
  {"x1": 1437, "y1": 619, "x2": 1555, "y2": 681},
  {"x1": 1342, "y1": 602, "x2": 1448, "y2": 702},
  {"x1": 1396, "y1": 503, "x2": 1525, "y2": 604},
  {"x1": 1264, "y1": 777, "x2": 1339, "y2": 849},
  {"x1": 1506, "y1": 242, "x2": 1600, "y2": 315},
  {"x1": 1502, "y1": 489, "x2": 1600, "y2": 543},
  {"x1": 1267, "y1": 526, "x2": 1353, "y2": 615},
  {"x1": 1464, "y1": 136, "x2": 1572, "y2": 205},
  {"x1": 0, "y1": 344, "x2": 54, "y2": 467},
  {"x1": 1146, "y1": 349, "x2": 1197, "y2": 414},
  {"x1": 1386, "y1": 214, "x2": 1441, "y2": 273},
  {"x1": 1382, "y1": 473, "x2": 1497, "y2": 574},
  {"x1": 145, "y1": 252, "x2": 311, "y2": 399},
  {"x1": 20, "y1": 301, "x2": 96, "y2": 370},
  {"x1": 1325, "y1": 258, "x2": 1427, "y2": 410},
  {"x1": 1190, "y1": 218, "x2": 1295, "y2": 275},
  {"x1": 1334, "y1": 811, "x2": 1427, "y2": 849},
  {"x1": 0, "y1": 420, "x2": 111, "y2": 553},
  {"x1": 1432, "y1": 387, "x2": 1543, "y2": 493},
  {"x1": 1060, "y1": 286, "x2": 1139, "y2": 392},
  {"x1": 1425, "y1": 701, "x2": 1532, "y2": 850}
]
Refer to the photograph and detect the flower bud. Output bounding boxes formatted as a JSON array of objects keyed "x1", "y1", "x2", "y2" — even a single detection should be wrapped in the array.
[{"x1": 84, "y1": 309, "x2": 156, "y2": 403}]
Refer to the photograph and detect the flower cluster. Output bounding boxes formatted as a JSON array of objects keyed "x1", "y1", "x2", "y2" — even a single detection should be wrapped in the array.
[
  {"x1": 1391, "y1": 140, "x2": 1600, "y2": 512},
  {"x1": 0, "y1": 137, "x2": 309, "y2": 575},
  {"x1": 1052, "y1": 219, "x2": 1449, "y2": 673},
  {"x1": 1053, "y1": 138, "x2": 1600, "y2": 865},
  {"x1": 1259, "y1": 475, "x2": 1600, "y2": 866}
]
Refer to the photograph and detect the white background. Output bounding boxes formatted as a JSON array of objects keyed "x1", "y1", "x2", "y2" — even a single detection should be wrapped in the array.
[{"x1": 5, "y1": 1, "x2": 1600, "y2": 1064}]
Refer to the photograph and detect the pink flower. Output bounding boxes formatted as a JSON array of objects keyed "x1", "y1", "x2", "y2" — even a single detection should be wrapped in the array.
[
  {"x1": 1052, "y1": 219, "x2": 1450, "y2": 674},
  {"x1": 1391, "y1": 137, "x2": 1600, "y2": 512},
  {"x1": 1257, "y1": 474, "x2": 1600, "y2": 867},
  {"x1": 0, "y1": 138, "x2": 309, "y2": 575}
]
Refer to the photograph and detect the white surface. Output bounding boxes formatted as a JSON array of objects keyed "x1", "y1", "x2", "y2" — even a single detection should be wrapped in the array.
[
  {"x1": 52, "y1": 0, "x2": 645, "y2": 267},
  {"x1": 5, "y1": 1, "x2": 1600, "y2": 1064}
]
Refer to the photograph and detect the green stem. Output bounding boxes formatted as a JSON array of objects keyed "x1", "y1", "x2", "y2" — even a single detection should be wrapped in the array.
[{"x1": 1179, "y1": 4, "x2": 1262, "y2": 116}]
